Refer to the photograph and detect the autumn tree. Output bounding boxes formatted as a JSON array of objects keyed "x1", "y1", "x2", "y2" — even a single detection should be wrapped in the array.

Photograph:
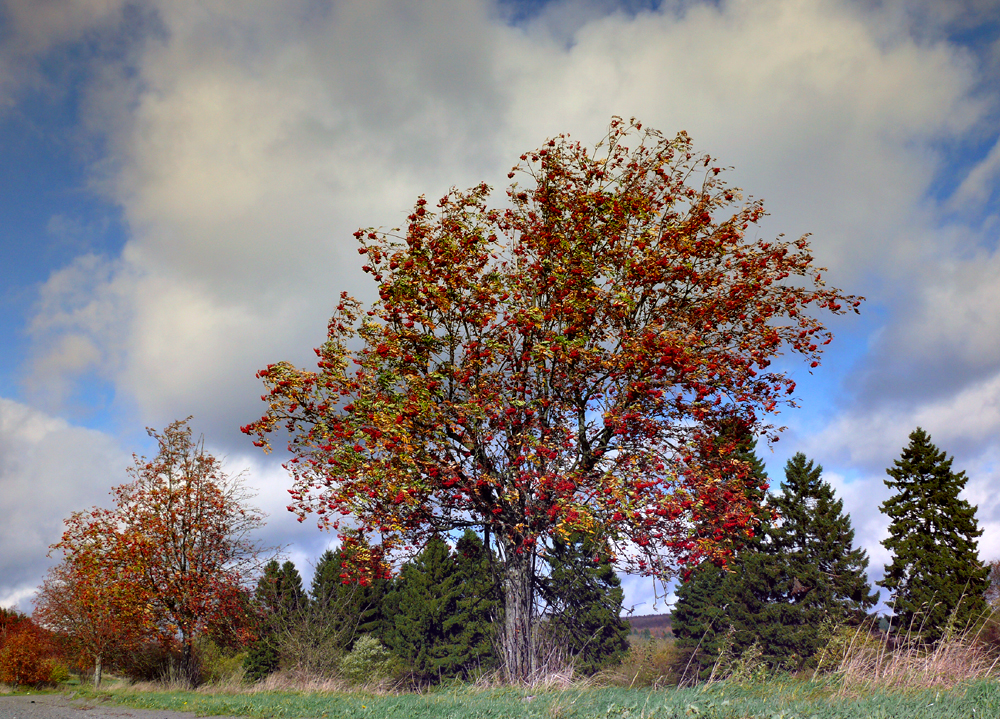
[
  {"x1": 879, "y1": 428, "x2": 988, "y2": 644},
  {"x1": 49, "y1": 419, "x2": 269, "y2": 684},
  {"x1": 34, "y1": 511, "x2": 153, "y2": 687},
  {"x1": 245, "y1": 117, "x2": 861, "y2": 680}
]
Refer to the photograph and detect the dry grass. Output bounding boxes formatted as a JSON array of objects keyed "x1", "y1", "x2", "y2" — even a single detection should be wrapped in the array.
[{"x1": 835, "y1": 615, "x2": 1000, "y2": 694}]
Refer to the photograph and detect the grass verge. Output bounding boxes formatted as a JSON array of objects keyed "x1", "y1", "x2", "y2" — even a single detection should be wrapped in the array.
[{"x1": 67, "y1": 676, "x2": 1000, "y2": 718}]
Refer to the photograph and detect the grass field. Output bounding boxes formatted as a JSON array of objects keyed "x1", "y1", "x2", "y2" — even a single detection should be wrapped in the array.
[{"x1": 22, "y1": 676, "x2": 995, "y2": 719}]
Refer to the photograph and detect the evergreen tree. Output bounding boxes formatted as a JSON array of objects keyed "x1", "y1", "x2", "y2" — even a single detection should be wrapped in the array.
[
  {"x1": 382, "y1": 532, "x2": 500, "y2": 682},
  {"x1": 382, "y1": 536, "x2": 461, "y2": 682},
  {"x1": 244, "y1": 559, "x2": 306, "y2": 681},
  {"x1": 310, "y1": 547, "x2": 387, "y2": 649},
  {"x1": 879, "y1": 428, "x2": 988, "y2": 644},
  {"x1": 672, "y1": 434, "x2": 773, "y2": 681},
  {"x1": 450, "y1": 530, "x2": 501, "y2": 675},
  {"x1": 539, "y1": 534, "x2": 630, "y2": 676},
  {"x1": 763, "y1": 453, "x2": 877, "y2": 670}
]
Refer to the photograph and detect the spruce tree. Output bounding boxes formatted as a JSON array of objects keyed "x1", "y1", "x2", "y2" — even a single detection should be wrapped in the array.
[
  {"x1": 539, "y1": 534, "x2": 630, "y2": 676},
  {"x1": 382, "y1": 532, "x2": 500, "y2": 682},
  {"x1": 244, "y1": 559, "x2": 306, "y2": 681},
  {"x1": 764, "y1": 453, "x2": 877, "y2": 670},
  {"x1": 672, "y1": 434, "x2": 773, "y2": 681},
  {"x1": 311, "y1": 547, "x2": 387, "y2": 649},
  {"x1": 879, "y1": 428, "x2": 988, "y2": 644},
  {"x1": 382, "y1": 536, "x2": 461, "y2": 682},
  {"x1": 449, "y1": 530, "x2": 501, "y2": 675}
]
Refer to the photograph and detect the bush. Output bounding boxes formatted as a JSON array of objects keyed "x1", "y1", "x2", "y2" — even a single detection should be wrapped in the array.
[
  {"x1": 339, "y1": 635, "x2": 395, "y2": 685},
  {"x1": 0, "y1": 629, "x2": 52, "y2": 687},
  {"x1": 598, "y1": 636, "x2": 681, "y2": 688},
  {"x1": 196, "y1": 639, "x2": 245, "y2": 684},
  {"x1": 117, "y1": 641, "x2": 182, "y2": 683}
]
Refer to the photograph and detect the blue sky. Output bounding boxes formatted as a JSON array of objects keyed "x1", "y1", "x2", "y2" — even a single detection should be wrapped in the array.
[{"x1": 2, "y1": 0, "x2": 1000, "y2": 616}]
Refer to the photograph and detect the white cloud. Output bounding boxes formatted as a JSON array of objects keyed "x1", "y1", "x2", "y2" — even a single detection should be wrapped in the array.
[
  {"x1": 0, "y1": 398, "x2": 129, "y2": 610},
  {"x1": 15, "y1": 0, "x2": 985, "y2": 449}
]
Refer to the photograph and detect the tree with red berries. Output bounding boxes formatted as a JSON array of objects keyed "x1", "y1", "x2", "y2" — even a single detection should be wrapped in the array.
[
  {"x1": 245, "y1": 117, "x2": 861, "y2": 681},
  {"x1": 34, "y1": 510, "x2": 153, "y2": 687},
  {"x1": 44, "y1": 419, "x2": 268, "y2": 684}
]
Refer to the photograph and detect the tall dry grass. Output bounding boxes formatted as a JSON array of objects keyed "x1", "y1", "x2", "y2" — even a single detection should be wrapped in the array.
[{"x1": 835, "y1": 611, "x2": 1000, "y2": 694}]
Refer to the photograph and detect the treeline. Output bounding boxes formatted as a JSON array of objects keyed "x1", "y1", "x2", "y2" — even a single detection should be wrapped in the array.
[
  {"x1": 242, "y1": 530, "x2": 631, "y2": 685},
  {"x1": 672, "y1": 428, "x2": 991, "y2": 683}
]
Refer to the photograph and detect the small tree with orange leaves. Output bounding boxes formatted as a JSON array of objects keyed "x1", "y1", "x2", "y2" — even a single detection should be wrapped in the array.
[{"x1": 42, "y1": 419, "x2": 269, "y2": 685}]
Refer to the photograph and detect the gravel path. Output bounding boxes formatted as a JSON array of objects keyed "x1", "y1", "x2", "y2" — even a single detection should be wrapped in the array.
[{"x1": 0, "y1": 694, "x2": 243, "y2": 719}]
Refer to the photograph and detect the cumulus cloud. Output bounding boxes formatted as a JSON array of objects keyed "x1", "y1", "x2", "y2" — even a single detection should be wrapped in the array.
[
  {"x1": 0, "y1": 398, "x2": 130, "y2": 610},
  {"x1": 15, "y1": 0, "x2": 986, "y2": 449},
  {"x1": 7, "y1": 0, "x2": 1000, "y2": 610}
]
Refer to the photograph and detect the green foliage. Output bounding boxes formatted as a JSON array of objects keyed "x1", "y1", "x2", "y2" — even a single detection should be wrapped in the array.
[
  {"x1": 540, "y1": 534, "x2": 630, "y2": 676},
  {"x1": 672, "y1": 562, "x2": 733, "y2": 682},
  {"x1": 762, "y1": 453, "x2": 877, "y2": 670},
  {"x1": 382, "y1": 533, "x2": 498, "y2": 683},
  {"x1": 338, "y1": 634, "x2": 396, "y2": 685},
  {"x1": 195, "y1": 639, "x2": 246, "y2": 684},
  {"x1": 311, "y1": 546, "x2": 388, "y2": 649},
  {"x1": 241, "y1": 636, "x2": 279, "y2": 684},
  {"x1": 879, "y1": 428, "x2": 989, "y2": 644}
]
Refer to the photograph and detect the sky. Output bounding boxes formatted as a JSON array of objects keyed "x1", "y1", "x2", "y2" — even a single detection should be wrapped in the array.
[{"x1": 2, "y1": 0, "x2": 1000, "y2": 617}]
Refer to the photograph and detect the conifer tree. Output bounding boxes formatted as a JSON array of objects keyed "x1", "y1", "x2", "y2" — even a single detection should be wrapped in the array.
[
  {"x1": 310, "y1": 547, "x2": 387, "y2": 648},
  {"x1": 672, "y1": 435, "x2": 773, "y2": 681},
  {"x1": 764, "y1": 453, "x2": 877, "y2": 669},
  {"x1": 382, "y1": 536, "x2": 460, "y2": 682},
  {"x1": 450, "y1": 530, "x2": 501, "y2": 675},
  {"x1": 540, "y1": 534, "x2": 630, "y2": 676},
  {"x1": 244, "y1": 559, "x2": 306, "y2": 681},
  {"x1": 879, "y1": 428, "x2": 988, "y2": 644}
]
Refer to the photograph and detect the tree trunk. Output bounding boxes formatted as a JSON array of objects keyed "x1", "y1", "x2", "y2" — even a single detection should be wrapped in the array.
[
  {"x1": 502, "y1": 546, "x2": 534, "y2": 683},
  {"x1": 94, "y1": 654, "x2": 102, "y2": 689}
]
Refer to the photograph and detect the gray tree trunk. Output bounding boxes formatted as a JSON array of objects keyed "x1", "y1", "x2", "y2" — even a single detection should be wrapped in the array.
[
  {"x1": 502, "y1": 547, "x2": 534, "y2": 682},
  {"x1": 93, "y1": 654, "x2": 102, "y2": 688}
]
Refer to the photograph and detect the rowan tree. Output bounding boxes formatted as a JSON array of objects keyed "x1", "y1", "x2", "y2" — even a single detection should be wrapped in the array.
[
  {"x1": 879, "y1": 428, "x2": 988, "y2": 644},
  {"x1": 34, "y1": 513, "x2": 152, "y2": 687},
  {"x1": 48, "y1": 419, "x2": 269, "y2": 684},
  {"x1": 244, "y1": 117, "x2": 862, "y2": 680}
]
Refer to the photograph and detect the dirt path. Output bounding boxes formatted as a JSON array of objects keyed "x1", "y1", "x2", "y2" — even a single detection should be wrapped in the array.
[{"x1": 0, "y1": 694, "x2": 243, "y2": 719}]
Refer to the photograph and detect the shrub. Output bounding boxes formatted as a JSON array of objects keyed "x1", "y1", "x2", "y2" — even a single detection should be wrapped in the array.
[
  {"x1": 0, "y1": 629, "x2": 52, "y2": 687},
  {"x1": 195, "y1": 639, "x2": 245, "y2": 684},
  {"x1": 339, "y1": 635, "x2": 395, "y2": 685}
]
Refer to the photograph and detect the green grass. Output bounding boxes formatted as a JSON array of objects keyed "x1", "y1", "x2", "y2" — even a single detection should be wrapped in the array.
[{"x1": 72, "y1": 677, "x2": 1000, "y2": 718}]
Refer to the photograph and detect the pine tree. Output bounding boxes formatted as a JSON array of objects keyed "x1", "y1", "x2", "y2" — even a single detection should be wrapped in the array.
[
  {"x1": 763, "y1": 453, "x2": 877, "y2": 670},
  {"x1": 539, "y1": 534, "x2": 630, "y2": 676},
  {"x1": 879, "y1": 428, "x2": 988, "y2": 644}
]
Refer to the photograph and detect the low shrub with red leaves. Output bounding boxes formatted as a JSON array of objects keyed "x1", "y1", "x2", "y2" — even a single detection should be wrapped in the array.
[{"x1": 0, "y1": 626, "x2": 54, "y2": 687}]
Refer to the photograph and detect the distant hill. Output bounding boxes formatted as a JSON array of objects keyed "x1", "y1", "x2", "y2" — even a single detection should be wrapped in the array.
[{"x1": 626, "y1": 613, "x2": 672, "y2": 638}]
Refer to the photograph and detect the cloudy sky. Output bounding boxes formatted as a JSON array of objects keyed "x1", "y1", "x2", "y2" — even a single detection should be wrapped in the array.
[{"x1": 2, "y1": 0, "x2": 1000, "y2": 616}]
